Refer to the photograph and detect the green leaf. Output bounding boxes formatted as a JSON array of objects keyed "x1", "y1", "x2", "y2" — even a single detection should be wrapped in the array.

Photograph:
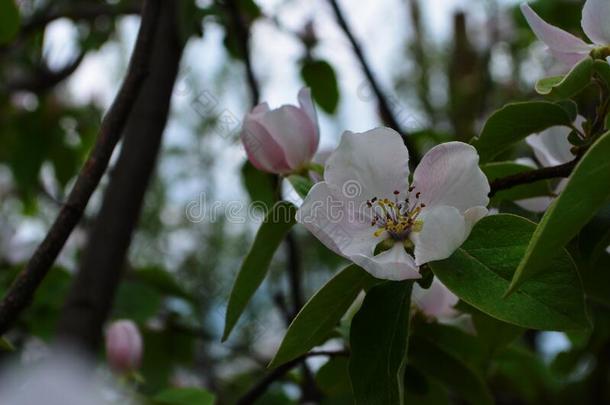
[
  {"x1": 0, "y1": 337, "x2": 15, "y2": 352},
  {"x1": 135, "y1": 267, "x2": 193, "y2": 301},
  {"x1": 114, "y1": 281, "x2": 162, "y2": 324},
  {"x1": 535, "y1": 57, "x2": 594, "y2": 99},
  {"x1": 222, "y1": 201, "x2": 297, "y2": 341},
  {"x1": 459, "y1": 302, "x2": 524, "y2": 356},
  {"x1": 301, "y1": 59, "x2": 340, "y2": 114},
  {"x1": 0, "y1": 0, "x2": 19, "y2": 44},
  {"x1": 472, "y1": 101, "x2": 573, "y2": 163},
  {"x1": 482, "y1": 162, "x2": 552, "y2": 202},
  {"x1": 269, "y1": 265, "x2": 374, "y2": 368},
  {"x1": 153, "y1": 387, "x2": 215, "y2": 405},
  {"x1": 241, "y1": 161, "x2": 276, "y2": 207},
  {"x1": 287, "y1": 174, "x2": 314, "y2": 199},
  {"x1": 430, "y1": 214, "x2": 589, "y2": 330},
  {"x1": 593, "y1": 59, "x2": 610, "y2": 89},
  {"x1": 349, "y1": 281, "x2": 413, "y2": 405},
  {"x1": 408, "y1": 336, "x2": 493, "y2": 405},
  {"x1": 508, "y1": 131, "x2": 610, "y2": 293}
]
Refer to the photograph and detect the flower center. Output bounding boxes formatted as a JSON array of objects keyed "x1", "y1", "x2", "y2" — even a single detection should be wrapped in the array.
[
  {"x1": 591, "y1": 46, "x2": 610, "y2": 60},
  {"x1": 366, "y1": 187, "x2": 426, "y2": 241}
]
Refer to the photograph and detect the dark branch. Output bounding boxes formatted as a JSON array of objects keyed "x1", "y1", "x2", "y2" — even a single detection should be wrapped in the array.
[
  {"x1": 224, "y1": 0, "x2": 260, "y2": 105},
  {"x1": 327, "y1": 0, "x2": 417, "y2": 156},
  {"x1": 56, "y1": 0, "x2": 184, "y2": 351},
  {"x1": 20, "y1": 2, "x2": 141, "y2": 37},
  {"x1": 236, "y1": 350, "x2": 348, "y2": 405},
  {"x1": 489, "y1": 159, "x2": 578, "y2": 197},
  {"x1": 3, "y1": 52, "x2": 85, "y2": 94},
  {"x1": 0, "y1": 0, "x2": 161, "y2": 335}
]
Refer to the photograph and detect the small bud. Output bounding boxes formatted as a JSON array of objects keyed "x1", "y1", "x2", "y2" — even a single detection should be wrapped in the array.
[
  {"x1": 105, "y1": 320, "x2": 143, "y2": 373},
  {"x1": 241, "y1": 88, "x2": 319, "y2": 175}
]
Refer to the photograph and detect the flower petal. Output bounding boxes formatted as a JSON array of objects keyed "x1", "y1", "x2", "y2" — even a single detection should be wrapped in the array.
[
  {"x1": 298, "y1": 87, "x2": 320, "y2": 154},
  {"x1": 521, "y1": 4, "x2": 592, "y2": 52},
  {"x1": 549, "y1": 49, "x2": 591, "y2": 66},
  {"x1": 412, "y1": 278, "x2": 459, "y2": 319},
  {"x1": 411, "y1": 205, "x2": 468, "y2": 266},
  {"x1": 241, "y1": 117, "x2": 291, "y2": 173},
  {"x1": 526, "y1": 123, "x2": 576, "y2": 167},
  {"x1": 296, "y1": 182, "x2": 378, "y2": 258},
  {"x1": 258, "y1": 105, "x2": 318, "y2": 170},
  {"x1": 411, "y1": 142, "x2": 489, "y2": 213},
  {"x1": 582, "y1": 0, "x2": 610, "y2": 45},
  {"x1": 325, "y1": 128, "x2": 410, "y2": 205},
  {"x1": 350, "y1": 243, "x2": 420, "y2": 281}
]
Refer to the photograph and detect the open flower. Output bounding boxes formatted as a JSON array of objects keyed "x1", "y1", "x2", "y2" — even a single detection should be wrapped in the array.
[
  {"x1": 521, "y1": 0, "x2": 610, "y2": 66},
  {"x1": 297, "y1": 128, "x2": 489, "y2": 281},
  {"x1": 241, "y1": 88, "x2": 319, "y2": 174},
  {"x1": 516, "y1": 118, "x2": 580, "y2": 212}
]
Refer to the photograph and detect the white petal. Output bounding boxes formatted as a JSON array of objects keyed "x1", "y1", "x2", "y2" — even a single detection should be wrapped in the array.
[
  {"x1": 296, "y1": 182, "x2": 378, "y2": 258},
  {"x1": 412, "y1": 278, "x2": 459, "y2": 319},
  {"x1": 350, "y1": 243, "x2": 420, "y2": 281},
  {"x1": 464, "y1": 206, "x2": 488, "y2": 233},
  {"x1": 411, "y1": 205, "x2": 468, "y2": 266},
  {"x1": 582, "y1": 0, "x2": 610, "y2": 45},
  {"x1": 515, "y1": 196, "x2": 553, "y2": 213},
  {"x1": 411, "y1": 142, "x2": 489, "y2": 213},
  {"x1": 521, "y1": 4, "x2": 592, "y2": 52},
  {"x1": 526, "y1": 122, "x2": 576, "y2": 167},
  {"x1": 325, "y1": 128, "x2": 410, "y2": 205}
]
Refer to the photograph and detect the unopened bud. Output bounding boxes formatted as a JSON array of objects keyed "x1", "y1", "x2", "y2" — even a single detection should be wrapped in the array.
[{"x1": 105, "y1": 320, "x2": 143, "y2": 373}]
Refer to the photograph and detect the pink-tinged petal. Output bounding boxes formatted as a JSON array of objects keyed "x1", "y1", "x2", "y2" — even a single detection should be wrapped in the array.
[
  {"x1": 521, "y1": 4, "x2": 592, "y2": 52},
  {"x1": 298, "y1": 87, "x2": 320, "y2": 154},
  {"x1": 258, "y1": 105, "x2": 318, "y2": 169},
  {"x1": 582, "y1": 0, "x2": 610, "y2": 45},
  {"x1": 241, "y1": 117, "x2": 292, "y2": 173},
  {"x1": 296, "y1": 182, "x2": 378, "y2": 258},
  {"x1": 412, "y1": 278, "x2": 459, "y2": 319},
  {"x1": 549, "y1": 48, "x2": 591, "y2": 67},
  {"x1": 411, "y1": 205, "x2": 468, "y2": 266},
  {"x1": 251, "y1": 102, "x2": 270, "y2": 115},
  {"x1": 106, "y1": 320, "x2": 143, "y2": 372},
  {"x1": 325, "y1": 128, "x2": 410, "y2": 205},
  {"x1": 412, "y1": 142, "x2": 489, "y2": 213},
  {"x1": 351, "y1": 243, "x2": 420, "y2": 281}
]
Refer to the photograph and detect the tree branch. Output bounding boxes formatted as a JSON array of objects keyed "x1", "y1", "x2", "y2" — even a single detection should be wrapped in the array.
[
  {"x1": 3, "y1": 52, "x2": 86, "y2": 94},
  {"x1": 223, "y1": 0, "x2": 260, "y2": 105},
  {"x1": 489, "y1": 159, "x2": 578, "y2": 197},
  {"x1": 327, "y1": 0, "x2": 417, "y2": 157},
  {"x1": 236, "y1": 350, "x2": 348, "y2": 405},
  {"x1": 56, "y1": 0, "x2": 184, "y2": 351},
  {"x1": 0, "y1": 0, "x2": 161, "y2": 335}
]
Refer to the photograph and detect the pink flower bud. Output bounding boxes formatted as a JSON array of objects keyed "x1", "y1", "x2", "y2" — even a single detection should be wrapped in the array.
[
  {"x1": 105, "y1": 320, "x2": 143, "y2": 373},
  {"x1": 241, "y1": 88, "x2": 319, "y2": 174}
]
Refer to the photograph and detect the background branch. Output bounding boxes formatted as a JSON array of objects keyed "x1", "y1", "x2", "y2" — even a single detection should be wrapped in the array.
[
  {"x1": 327, "y1": 0, "x2": 418, "y2": 157},
  {"x1": 56, "y1": 0, "x2": 184, "y2": 351},
  {"x1": 0, "y1": 0, "x2": 161, "y2": 336},
  {"x1": 489, "y1": 159, "x2": 578, "y2": 197},
  {"x1": 236, "y1": 350, "x2": 348, "y2": 405}
]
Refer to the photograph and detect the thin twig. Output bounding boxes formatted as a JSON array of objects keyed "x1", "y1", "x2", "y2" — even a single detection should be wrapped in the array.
[
  {"x1": 327, "y1": 0, "x2": 417, "y2": 157},
  {"x1": 489, "y1": 159, "x2": 578, "y2": 197},
  {"x1": 236, "y1": 350, "x2": 349, "y2": 405},
  {"x1": 224, "y1": 0, "x2": 260, "y2": 105},
  {"x1": 0, "y1": 0, "x2": 161, "y2": 335}
]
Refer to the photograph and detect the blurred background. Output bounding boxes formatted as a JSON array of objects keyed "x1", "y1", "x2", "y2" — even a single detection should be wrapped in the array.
[{"x1": 0, "y1": 0, "x2": 597, "y2": 403}]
